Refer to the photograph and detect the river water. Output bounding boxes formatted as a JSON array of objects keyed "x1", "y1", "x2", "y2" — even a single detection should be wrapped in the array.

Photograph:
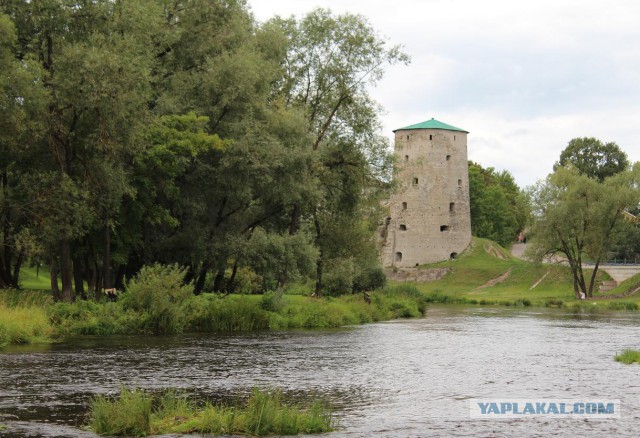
[{"x1": 1, "y1": 305, "x2": 640, "y2": 437}]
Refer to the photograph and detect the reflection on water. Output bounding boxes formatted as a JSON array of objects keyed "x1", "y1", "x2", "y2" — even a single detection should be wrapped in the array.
[{"x1": 1, "y1": 305, "x2": 640, "y2": 437}]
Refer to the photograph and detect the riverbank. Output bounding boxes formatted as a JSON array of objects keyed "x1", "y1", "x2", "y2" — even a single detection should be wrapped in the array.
[
  {"x1": 402, "y1": 237, "x2": 640, "y2": 310},
  {"x1": 0, "y1": 284, "x2": 426, "y2": 347},
  {"x1": 3, "y1": 238, "x2": 640, "y2": 348}
]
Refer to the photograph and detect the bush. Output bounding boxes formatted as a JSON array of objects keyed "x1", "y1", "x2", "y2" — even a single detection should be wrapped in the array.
[
  {"x1": 260, "y1": 292, "x2": 284, "y2": 312},
  {"x1": 322, "y1": 259, "x2": 355, "y2": 296},
  {"x1": 231, "y1": 267, "x2": 263, "y2": 294},
  {"x1": 120, "y1": 264, "x2": 193, "y2": 335},
  {"x1": 352, "y1": 266, "x2": 386, "y2": 292}
]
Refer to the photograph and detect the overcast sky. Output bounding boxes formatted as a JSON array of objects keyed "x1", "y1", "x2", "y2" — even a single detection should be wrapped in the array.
[{"x1": 249, "y1": 0, "x2": 640, "y2": 187}]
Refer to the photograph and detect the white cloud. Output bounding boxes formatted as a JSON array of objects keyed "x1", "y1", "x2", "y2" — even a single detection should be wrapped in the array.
[{"x1": 249, "y1": 0, "x2": 640, "y2": 187}]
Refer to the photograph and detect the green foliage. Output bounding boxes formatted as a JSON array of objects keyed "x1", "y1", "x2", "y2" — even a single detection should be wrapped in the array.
[
  {"x1": 182, "y1": 294, "x2": 271, "y2": 332},
  {"x1": 555, "y1": 137, "x2": 629, "y2": 182},
  {"x1": 614, "y1": 349, "x2": 640, "y2": 364},
  {"x1": 353, "y1": 266, "x2": 387, "y2": 292},
  {"x1": 0, "y1": 302, "x2": 53, "y2": 347},
  {"x1": 259, "y1": 292, "x2": 285, "y2": 312},
  {"x1": 120, "y1": 264, "x2": 193, "y2": 335},
  {"x1": 527, "y1": 164, "x2": 640, "y2": 297},
  {"x1": 88, "y1": 387, "x2": 334, "y2": 436},
  {"x1": 468, "y1": 162, "x2": 529, "y2": 246},
  {"x1": 89, "y1": 388, "x2": 152, "y2": 436}
]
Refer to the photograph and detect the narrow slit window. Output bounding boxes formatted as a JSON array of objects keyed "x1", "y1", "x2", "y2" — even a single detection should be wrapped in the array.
[
  {"x1": 406, "y1": 135, "x2": 409, "y2": 140},
  {"x1": 405, "y1": 155, "x2": 409, "y2": 162},
  {"x1": 413, "y1": 177, "x2": 419, "y2": 185},
  {"x1": 402, "y1": 202, "x2": 407, "y2": 210},
  {"x1": 440, "y1": 225, "x2": 449, "y2": 232},
  {"x1": 454, "y1": 135, "x2": 456, "y2": 141},
  {"x1": 458, "y1": 179, "x2": 462, "y2": 186},
  {"x1": 395, "y1": 252, "x2": 403, "y2": 262},
  {"x1": 449, "y1": 202, "x2": 455, "y2": 212},
  {"x1": 446, "y1": 154, "x2": 451, "y2": 161},
  {"x1": 429, "y1": 134, "x2": 433, "y2": 140},
  {"x1": 399, "y1": 224, "x2": 407, "y2": 231}
]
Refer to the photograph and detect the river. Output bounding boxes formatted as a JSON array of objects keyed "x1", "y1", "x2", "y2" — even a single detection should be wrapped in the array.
[{"x1": 1, "y1": 305, "x2": 640, "y2": 437}]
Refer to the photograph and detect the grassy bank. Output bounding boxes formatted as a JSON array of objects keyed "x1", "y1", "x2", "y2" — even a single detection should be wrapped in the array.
[
  {"x1": 0, "y1": 290, "x2": 54, "y2": 347},
  {"x1": 4, "y1": 237, "x2": 640, "y2": 347},
  {"x1": 89, "y1": 387, "x2": 334, "y2": 436},
  {"x1": 614, "y1": 349, "x2": 640, "y2": 364},
  {"x1": 399, "y1": 237, "x2": 640, "y2": 310},
  {"x1": 0, "y1": 283, "x2": 426, "y2": 346}
]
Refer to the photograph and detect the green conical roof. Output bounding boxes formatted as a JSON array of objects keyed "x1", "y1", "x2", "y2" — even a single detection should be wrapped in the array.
[{"x1": 394, "y1": 118, "x2": 468, "y2": 133}]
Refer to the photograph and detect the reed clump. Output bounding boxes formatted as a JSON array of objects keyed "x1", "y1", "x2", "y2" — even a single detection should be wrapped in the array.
[
  {"x1": 614, "y1": 349, "x2": 640, "y2": 364},
  {"x1": 88, "y1": 387, "x2": 335, "y2": 436}
]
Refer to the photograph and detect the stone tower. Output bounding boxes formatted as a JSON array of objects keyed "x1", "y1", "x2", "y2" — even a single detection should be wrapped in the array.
[{"x1": 381, "y1": 118, "x2": 472, "y2": 268}]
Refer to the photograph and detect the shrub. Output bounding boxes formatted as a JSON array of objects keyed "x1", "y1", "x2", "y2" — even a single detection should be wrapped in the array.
[
  {"x1": 120, "y1": 264, "x2": 193, "y2": 335},
  {"x1": 260, "y1": 292, "x2": 284, "y2": 312},
  {"x1": 352, "y1": 266, "x2": 386, "y2": 292},
  {"x1": 231, "y1": 267, "x2": 263, "y2": 294},
  {"x1": 322, "y1": 259, "x2": 355, "y2": 296}
]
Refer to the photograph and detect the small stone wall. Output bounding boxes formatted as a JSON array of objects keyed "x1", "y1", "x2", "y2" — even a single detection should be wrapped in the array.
[{"x1": 385, "y1": 267, "x2": 451, "y2": 283}]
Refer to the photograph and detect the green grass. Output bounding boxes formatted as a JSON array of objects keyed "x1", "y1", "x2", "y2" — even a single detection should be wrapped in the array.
[
  {"x1": 19, "y1": 265, "x2": 55, "y2": 291},
  {"x1": 0, "y1": 290, "x2": 54, "y2": 347},
  {"x1": 88, "y1": 387, "x2": 335, "y2": 436},
  {"x1": 614, "y1": 349, "x2": 640, "y2": 364},
  {"x1": 401, "y1": 237, "x2": 640, "y2": 310}
]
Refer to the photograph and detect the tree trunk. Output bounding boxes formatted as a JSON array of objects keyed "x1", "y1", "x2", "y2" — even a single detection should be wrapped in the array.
[
  {"x1": 72, "y1": 247, "x2": 86, "y2": 300},
  {"x1": 194, "y1": 265, "x2": 208, "y2": 295},
  {"x1": 59, "y1": 240, "x2": 74, "y2": 302},
  {"x1": 50, "y1": 256, "x2": 61, "y2": 302},
  {"x1": 587, "y1": 261, "x2": 601, "y2": 298},
  {"x1": 277, "y1": 203, "x2": 302, "y2": 289},
  {"x1": 85, "y1": 253, "x2": 96, "y2": 299},
  {"x1": 225, "y1": 260, "x2": 238, "y2": 293},
  {"x1": 102, "y1": 213, "x2": 111, "y2": 290},
  {"x1": 313, "y1": 213, "x2": 323, "y2": 297},
  {"x1": 213, "y1": 268, "x2": 225, "y2": 292}
]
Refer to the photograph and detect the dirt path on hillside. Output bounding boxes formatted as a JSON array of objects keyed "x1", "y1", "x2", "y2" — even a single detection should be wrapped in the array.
[{"x1": 474, "y1": 269, "x2": 512, "y2": 290}]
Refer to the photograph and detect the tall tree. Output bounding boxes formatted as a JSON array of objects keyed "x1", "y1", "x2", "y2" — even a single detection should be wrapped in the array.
[
  {"x1": 554, "y1": 137, "x2": 629, "y2": 182},
  {"x1": 267, "y1": 8, "x2": 409, "y2": 292},
  {"x1": 527, "y1": 164, "x2": 640, "y2": 298},
  {"x1": 468, "y1": 162, "x2": 529, "y2": 246},
  {"x1": 0, "y1": 11, "x2": 47, "y2": 289}
]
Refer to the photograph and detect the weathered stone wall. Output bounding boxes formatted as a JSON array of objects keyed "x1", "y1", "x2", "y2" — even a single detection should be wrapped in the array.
[{"x1": 381, "y1": 127, "x2": 472, "y2": 267}]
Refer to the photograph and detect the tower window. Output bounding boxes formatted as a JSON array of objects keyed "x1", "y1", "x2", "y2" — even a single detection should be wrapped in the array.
[
  {"x1": 405, "y1": 155, "x2": 409, "y2": 162},
  {"x1": 454, "y1": 135, "x2": 456, "y2": 141},
  {"x1": 450, "y1": 252, "x2": 458, "y2": 259},
  {"x1": 399, "y1": 224, "x2": 407, "y2": 231},
  {"x1": 395, "y1": 252, "x2": 403, "y2": 262},
  {"x1": 449, "y1": 202, "x2": 455, "y2": 212},
  {"x1": 429, "y1": 134, "x2": 433, "y2": 140},
  {"x1": 406, "y1": 135, "x2": 409, "y2": 140},
  {"x1": 402, "y1": 202, "x2": 407, "y2": 210},
  {"x1": 446, "y1": 154, "x2": 451, "y2": 161},
  {"x1": 440, "y1": 225, "x2": 450, "y2": 232},
  {"x1": 413, "y1": 177, "x2": 419, "y2": 185},
  {"x1": 458, "y1": 179, "x2": 462, "y2": 186}
]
